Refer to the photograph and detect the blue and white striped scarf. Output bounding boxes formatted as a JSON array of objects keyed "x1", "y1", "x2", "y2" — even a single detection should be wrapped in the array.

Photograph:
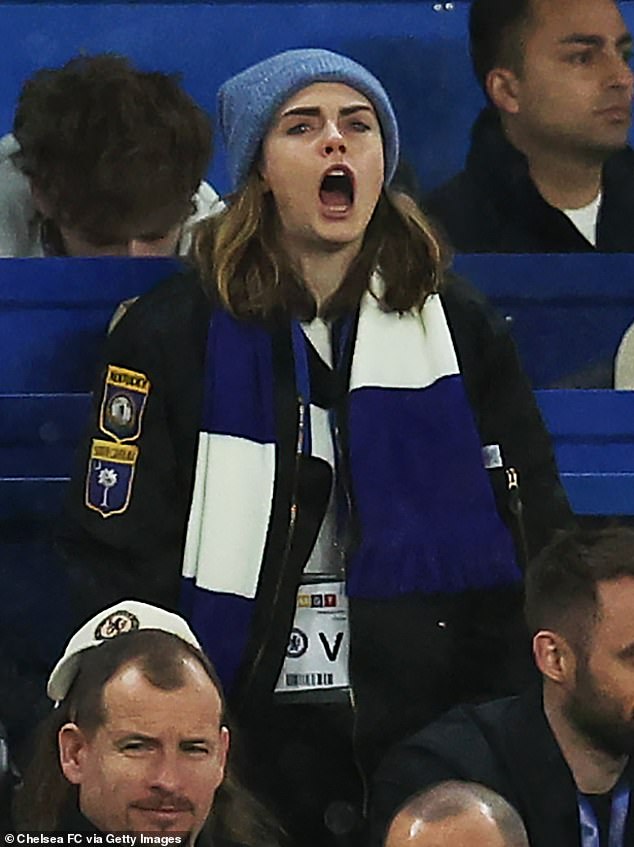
[{"x1": 181, "y1": 285, "x2": 521, "y2": 692}]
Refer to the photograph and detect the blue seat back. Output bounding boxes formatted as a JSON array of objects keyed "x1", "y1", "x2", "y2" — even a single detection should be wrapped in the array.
[
  {"x1": 455, "y1": 254, "x2": 634, "y2": 388},
  {"x1": 536, "y1": 389, "x2": 634, "y2": 515},
  {"x1": 0, "y1": 259, "x2": 182, "y2": 695}
]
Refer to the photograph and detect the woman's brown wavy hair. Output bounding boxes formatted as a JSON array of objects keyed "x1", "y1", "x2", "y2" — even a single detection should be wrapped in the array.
[{"x1": 191, "y1": 170, "x2": 451, "y2": 321}]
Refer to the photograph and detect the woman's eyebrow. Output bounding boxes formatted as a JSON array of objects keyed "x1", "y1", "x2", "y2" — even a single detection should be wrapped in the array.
[
  {"x1": 279, "y1": 104, "x2": 374, "y2": 119},
  {"x1": 339, "y1": 105, "x2": 375, "y2": 117},
  {"x1": 279, "y1": 106, "x2": 321, "y2": 118}
]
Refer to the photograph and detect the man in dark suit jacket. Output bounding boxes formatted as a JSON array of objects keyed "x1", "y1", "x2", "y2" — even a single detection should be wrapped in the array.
[{"x1": 371, "y1": 527, "x2": 634, "y2": 847}]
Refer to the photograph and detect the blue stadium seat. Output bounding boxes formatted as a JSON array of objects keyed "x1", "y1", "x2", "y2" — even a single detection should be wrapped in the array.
[
  {"x1": 0, "y1": 258, "x2": 181, "y2": 522},
  {"x1": 0, "y1": 258, "x2": 183, "y2": 748},
  {"x1": 536, "y1": 390, "x2": 634, "y2": 515},
  {"x1": 455, "y1": 253, "x2": 634, "y2": 388}
]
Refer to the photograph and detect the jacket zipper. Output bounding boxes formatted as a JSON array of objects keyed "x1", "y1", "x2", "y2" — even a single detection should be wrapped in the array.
[
  {"x1": 240, "y1": 398, "x2": 305, "y2": 695},
  {"x1": 506, "y1": 466, "x2": 529, "y2": 569},
  {"x1": 333, "y1": 419, "x2": 367, "y2": 819}
]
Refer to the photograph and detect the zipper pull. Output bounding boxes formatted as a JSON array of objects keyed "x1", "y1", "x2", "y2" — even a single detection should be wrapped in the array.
[
  {"x1": 506, "y1": 466, "x2": 522, "y2": 516},
  {"x1": 506, "y1": 466, "x2": 529, "y2": 569},
  {"x1": 296, "y1": 397, "x2": 306, "y2": 456}
]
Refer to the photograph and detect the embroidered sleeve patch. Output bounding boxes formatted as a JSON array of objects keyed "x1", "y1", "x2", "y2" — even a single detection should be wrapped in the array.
[
  {"x1": 85, "y1": 439, "x2": 139, "y2": 518},
  {"x1": 99, "y1": 365, "x2": 151, "y2": 442}
]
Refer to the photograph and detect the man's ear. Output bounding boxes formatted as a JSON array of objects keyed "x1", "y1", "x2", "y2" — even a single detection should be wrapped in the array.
[
  {"x1": 533, "y1": 630, "x2": 576, "y2": 684},
  {"x1": 486, "y1": 68, "x2": 521, "y2": 115},
  {"x1": 218, "y1": 726, "x2": 230, "y2": 781},
  {"x1": 58, "y1": 722, "x2": 90, "y2": 785}
]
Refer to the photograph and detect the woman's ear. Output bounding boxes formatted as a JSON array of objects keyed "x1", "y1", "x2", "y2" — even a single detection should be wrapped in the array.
[
  {"x1": 30, "y1": 182, "x2": 53, "y2": 217},
  {"x1": 258, "y1": 164, "x2": 270, "y2": 193}
]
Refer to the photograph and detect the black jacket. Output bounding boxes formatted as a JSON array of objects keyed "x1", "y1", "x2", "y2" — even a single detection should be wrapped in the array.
[
  {"x1": 426, "y1": 108, "x2": 634, "y2": 253},
  {"x1": 59, "y1": 270, "x2": 572, "y2": 766},
  {"x1": 57, "y1": 804, "x2": 247, "y2": 846},
  {"x1": 370, "y1": 686, "x2": 634, "y2": 847}
]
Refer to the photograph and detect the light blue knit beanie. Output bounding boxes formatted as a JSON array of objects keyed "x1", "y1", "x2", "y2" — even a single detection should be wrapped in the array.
[{"x1": 218, "y1": 48, "x2": 400, "y2": 191}]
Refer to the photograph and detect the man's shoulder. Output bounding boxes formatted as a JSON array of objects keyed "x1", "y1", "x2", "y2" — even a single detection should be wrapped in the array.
[
  {"x1": 606, "y1": 144, "x2": 634, "y2": 169},
  {"x1": 376, "y1": 687, "x2": 554, "y2": 799},
  {"x1": 425, "y1": 167, "x2": 499, "y2": 253},
  {"x1": 103, "y1": 267, "x2": 213, "y2": 376},
  {"x1": 424, "y1": 108, "x2": 505, "y2": 232},
  {"x1": 375, "y1": 695, "x2": 524, "y2": 808},
  {"x1": 426, "y1": 169, "x2": 473, "y2": 214},
  {"x1": 179, "y1": 182, "x2": 225, "y2": 254},
  {"x1": 394, "y1": 695, "x2": 520, "y2": 767},
  {"x1": 0, "y1": 133, "x2": 41, "y2": 257},
  {"x1": 369, "y1": 696, "x2": 525, "y2": 845},
  {"x1": 426, "y1": 170, "x2": 477, "y2": 226},
  {"x1": 603, "y1": 145, "x2": 634, "y2": 190},
  {"x1": 194, "y1": 180, "x2": 225, "y2": 217}
]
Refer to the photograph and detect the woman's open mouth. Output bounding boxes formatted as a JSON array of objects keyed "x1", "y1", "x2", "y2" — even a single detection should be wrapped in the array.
[{"x1": 319, "y1": 165, "x2": 355, "y2": 213}]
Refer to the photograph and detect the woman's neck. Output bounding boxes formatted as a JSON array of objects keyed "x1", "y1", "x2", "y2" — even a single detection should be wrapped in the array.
[{"x1": 288, "y1": 240, "x2": 362, "y2": 310}]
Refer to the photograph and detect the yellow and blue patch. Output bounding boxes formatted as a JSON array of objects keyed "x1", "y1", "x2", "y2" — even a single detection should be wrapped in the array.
[
  {"x1": 86, "y1": 366, "x2": 150, "y2": 518},
  {"x1": 85, "y1": 439, "x2": 139, "y2": 518},
  {"x1": 99, "y1": 365, "x2": 150, "y2": 443}
]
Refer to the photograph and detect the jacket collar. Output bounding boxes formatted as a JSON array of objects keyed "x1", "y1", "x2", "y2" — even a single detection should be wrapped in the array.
[
  {"x1": 58, "y1": 803, "x2": 103, "y2": 834},
  {"x1": 58, "y1": 803, "x2": 222, "y2": 846},
  {"x1": 466, "y1": 107, "x2": 534, "y2": 198},
  {"x1": 467, "y1": 109, "x2": 590, "y2": 251},
  {"x1": 504, "y1": 686, "x2": 634, "y2": 847}
]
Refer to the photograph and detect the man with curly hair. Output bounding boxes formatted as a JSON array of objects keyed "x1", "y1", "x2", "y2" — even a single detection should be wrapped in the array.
[{"x1": 0, "y1": 54, "x2": 222, "y2": 257}]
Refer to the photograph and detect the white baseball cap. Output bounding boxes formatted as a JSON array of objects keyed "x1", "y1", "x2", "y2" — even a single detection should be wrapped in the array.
[{"x1": 47, "y1": 600, "x2": 201, "y2": 704}]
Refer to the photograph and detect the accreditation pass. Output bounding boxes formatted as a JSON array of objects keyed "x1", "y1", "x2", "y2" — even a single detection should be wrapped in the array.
[{"x1": 275, "y1": 580, "x2": 350, "y2": 694}]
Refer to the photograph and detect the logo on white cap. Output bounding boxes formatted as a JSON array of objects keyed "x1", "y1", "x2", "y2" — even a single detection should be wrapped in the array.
[
  {"x1": 94, "y1": 609, "x2": 140, "y2": 641},
  {"x1": 47, "y1": 600, "x2": 203, "y2": 704}
]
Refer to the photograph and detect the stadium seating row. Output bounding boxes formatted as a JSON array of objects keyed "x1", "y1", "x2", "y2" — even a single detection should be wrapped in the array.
[
  {"x1": 2, "y1": 256, "x2": 634, "y2": 525},
  {"x1": 3, "y1": 2, "x2": 634, "y2": 198}
]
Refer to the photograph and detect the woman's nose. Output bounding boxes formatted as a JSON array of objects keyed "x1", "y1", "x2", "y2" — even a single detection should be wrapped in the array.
[{"x1": 321, "y1": 121, "x2": 346, "y2": 156}]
